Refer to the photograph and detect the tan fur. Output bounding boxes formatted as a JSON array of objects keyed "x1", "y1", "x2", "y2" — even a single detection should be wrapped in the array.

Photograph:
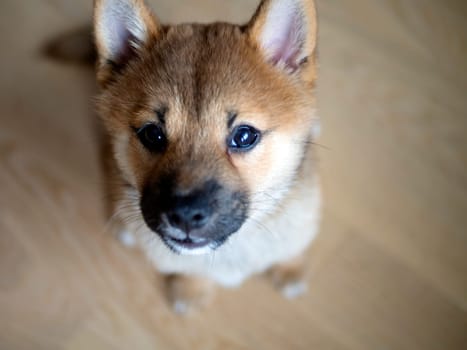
[{"x1": 94, "y1": 0, "x2": 321, "y2": 312}]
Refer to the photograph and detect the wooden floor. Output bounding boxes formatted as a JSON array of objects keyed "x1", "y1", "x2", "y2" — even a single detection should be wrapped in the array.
[{"x1": 1, "y1": 0, "x2": 467, "y2": 349}]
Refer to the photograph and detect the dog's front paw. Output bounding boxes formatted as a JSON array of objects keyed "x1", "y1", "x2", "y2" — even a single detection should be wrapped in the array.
[
  {"x1": 116, "y1": 229, "x2": 137, "y2": 247},
  {"x1": 267, "y1": 256, "x2": 308, "y2": 299},
  {"x1": 280, "y1": 280, "x2": 308, "y2": 299},
  {"x1": 165, "y1": 274, "x2": 215, "y2": 315}
]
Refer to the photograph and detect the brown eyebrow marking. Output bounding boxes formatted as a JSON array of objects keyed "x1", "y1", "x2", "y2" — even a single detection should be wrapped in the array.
[
  {"x1": 227, "y1": 111, "x2": 237, "y2": 129},
  {"x1": 155, "y1": 106, "x2": 168, "y2": 125}
]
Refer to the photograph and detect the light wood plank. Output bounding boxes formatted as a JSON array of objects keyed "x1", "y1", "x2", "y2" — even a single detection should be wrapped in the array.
[{"x1": 1, "y1": 0, "x2": 466, "y2": 349}]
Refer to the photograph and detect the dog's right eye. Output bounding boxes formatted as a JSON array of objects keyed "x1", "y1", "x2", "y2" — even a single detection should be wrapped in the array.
[{"x1": 136, "y1": 124, "x2": 167, "y2": 153}]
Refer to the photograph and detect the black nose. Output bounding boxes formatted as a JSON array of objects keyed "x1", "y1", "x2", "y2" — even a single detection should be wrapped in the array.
[
  {"x1": 166, "y1": 190, "x2": 213, "y2": 233},
  {"x1": 167, "y1": 205, "x2": 210, "y2": 232}
]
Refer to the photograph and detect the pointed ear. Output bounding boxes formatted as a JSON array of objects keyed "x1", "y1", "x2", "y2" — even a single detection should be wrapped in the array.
[
  {"x1": 94, "y1": 0, "x2": 160, "y2": 84},
  {"x1": 247, "y1": 0, "x2": 317, "y2": 73}
]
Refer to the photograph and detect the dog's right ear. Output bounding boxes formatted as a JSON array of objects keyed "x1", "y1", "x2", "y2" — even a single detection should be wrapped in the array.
[{"x1": 94, "y1": 0, "x2": 160, "y2": 85}]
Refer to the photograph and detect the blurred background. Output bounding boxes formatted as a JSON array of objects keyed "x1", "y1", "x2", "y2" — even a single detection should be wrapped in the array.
[{"x1": 1, "y1": 0, "x2": 466, "y2": 349}]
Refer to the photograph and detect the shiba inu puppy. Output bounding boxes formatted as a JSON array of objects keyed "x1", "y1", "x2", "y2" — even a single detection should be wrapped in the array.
[{"x1": 94, "y1": 0, "x2": 321, "y2": 313}]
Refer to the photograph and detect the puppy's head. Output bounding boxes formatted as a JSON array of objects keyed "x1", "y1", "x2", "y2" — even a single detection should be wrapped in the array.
[{"x1": 94, "y1": 0, "x2": 318, "y2": 255}]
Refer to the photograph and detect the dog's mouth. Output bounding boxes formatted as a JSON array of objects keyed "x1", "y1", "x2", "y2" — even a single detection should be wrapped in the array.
[{"x1": 161, "y1": 234, "x2": 229, "y2": 255}]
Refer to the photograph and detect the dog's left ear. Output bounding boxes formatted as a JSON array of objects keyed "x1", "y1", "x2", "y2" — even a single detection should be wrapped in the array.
[
  {"x1": 247, "y1": 0, "x2": 317, "y2": 74},
  {"x1": 94, "y1": 0, "x2": 160, "y2": 85}
]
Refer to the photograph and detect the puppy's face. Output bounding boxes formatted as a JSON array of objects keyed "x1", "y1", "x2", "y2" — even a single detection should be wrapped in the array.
[{"x1": 95, "y1": 0, "x2": 318, "y2": 254}]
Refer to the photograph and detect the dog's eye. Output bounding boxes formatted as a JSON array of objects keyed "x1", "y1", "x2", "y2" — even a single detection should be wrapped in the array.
[
  {"x1": 137, "y1": 124, "x2": 167, "y2": 152},
  {"x1": 228, "y1": 125, "x2": 261, "y2": 152}
]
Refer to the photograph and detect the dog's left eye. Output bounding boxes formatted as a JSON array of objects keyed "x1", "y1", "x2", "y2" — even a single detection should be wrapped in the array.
[
  {"x1": 137, "y1": 124, "x2": 167, "y2": 153},
  {"x1": 228, "y1": 125, "x2": 261, "y2": 152}
]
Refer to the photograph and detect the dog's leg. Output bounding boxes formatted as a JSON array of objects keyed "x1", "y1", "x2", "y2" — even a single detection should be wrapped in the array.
[
  {"x1": 267, "y1": 254, "x2": 308, "y2": 299},
  {"x1": 165, "y1": 274, "x2": 216, "y2": 314}
]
